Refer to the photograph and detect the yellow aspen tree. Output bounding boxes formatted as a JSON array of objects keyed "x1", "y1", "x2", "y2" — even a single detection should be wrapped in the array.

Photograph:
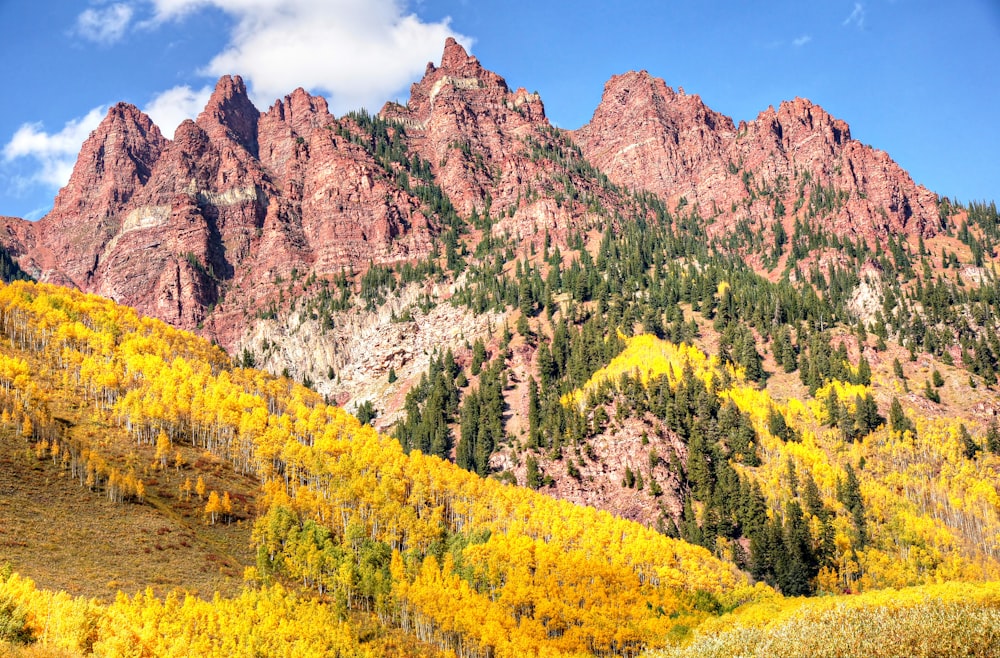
[
  {"x1": 195, "y1": 475, "x2": 207, "y2": 501},
  {"x1": 154, "y1": 430, "x2": 170, "y2": 469},
  {"x1": 180, "y1": 477, "x2": 192, "y2": 501},
  {"x1": 205, "y1": 490, "x2": 222, "y2": 525},
  {"x1": 221, "y1": 491, "x2": 233, "y2": 524},
  {"x1": 173, "y1": 450, "x2": 183, "y2": 472},
  {"x1": 21, "y1": 415, "x2": 33, "y2": 439},
  {"x1": 135, "y1": 479, "x2": 145, "y2": 503}
]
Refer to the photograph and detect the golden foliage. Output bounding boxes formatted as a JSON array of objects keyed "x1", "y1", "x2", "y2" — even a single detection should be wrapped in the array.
[
  {"x1": 0, "y1": 280, "x2": 752, "y2": 657},
  {"x1": 564, "y1": 333, "x2": 736, "y2": 408},
  {"x1": 652, "y1": 581, "x2": 1000, "y2": 658},
  {"x1": 0, "y1": 570, "x2": 372, "y2": 658}
]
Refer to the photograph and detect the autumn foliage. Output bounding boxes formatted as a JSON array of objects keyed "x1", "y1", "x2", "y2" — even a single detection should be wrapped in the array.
[
  {"x1": 0, "y1": 280, "x2": 750, "y2": 657},
  {"x1": 3, "y1": 280, "x2": 1000, "y2": 657}
]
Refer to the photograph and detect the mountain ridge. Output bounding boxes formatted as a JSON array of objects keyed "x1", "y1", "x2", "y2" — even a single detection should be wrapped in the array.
[{"x1": 0, "y1": 40, "x2": 946, "y2": 350}]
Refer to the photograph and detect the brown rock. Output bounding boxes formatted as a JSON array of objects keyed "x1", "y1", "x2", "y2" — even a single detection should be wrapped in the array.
[
  {"x1": 574, "y1": 71, "x2": 942, "y2": 246},
  {"x1": 2, "y1": 76, "x2": 438, "y2": 348},
  {"x1": 381, "y1": 39, "x2": 624, "y2": 245}
]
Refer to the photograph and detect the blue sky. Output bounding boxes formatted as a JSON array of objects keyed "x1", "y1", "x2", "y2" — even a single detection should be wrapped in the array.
[{"x1": 1, "y1": 0, "x2": 997, "y2": 220}]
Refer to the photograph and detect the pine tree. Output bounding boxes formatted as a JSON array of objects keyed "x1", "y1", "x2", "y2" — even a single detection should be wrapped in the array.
[
  {"x1": 960, "y1": 424, "x2": 979, "y2": 460},
  {"x1": 525, "y1": 455, "x2": 541, "y2": 489},
  {"x1": 855, "y1": 354, "x2": 872, "y2": 385},
  {"x1": 838, "y1": 463, "x2": 867, "y2": 547},
  {"x1": 527, "y1": 377, "x2": 541, "y2": 448},
  {"x1": 987, "y1": 420, "x2": 1000, "y2": 454},
  {"x1": 892, "y1": 357, "x2": 905, "y2": 380},
  {"x1": 923, "y1": 378, "x2": 941, "y2": 403},
  {"x1": 889, "y1": 397, "x2": 916, "y2": 436}
]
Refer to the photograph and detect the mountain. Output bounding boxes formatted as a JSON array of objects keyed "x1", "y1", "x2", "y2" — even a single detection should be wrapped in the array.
[
  {"x1": 380, "y1": 38, "x2": 625, "y2": 243},
  {"x1": 573, "y1": 71, "x2": 942, "y2": 249},
  {"x1": 1, "y1": 38, "x2": 997, "y2": 535},
  {"x1": 0, "y1": 76, "x2": 437, "y2": 347},
  {"x1": 0, "y1": 42, "x2": 950, "y2": 343},
  {"x1": 0, "y1": 40, "x2": 964, "y2": 405}
]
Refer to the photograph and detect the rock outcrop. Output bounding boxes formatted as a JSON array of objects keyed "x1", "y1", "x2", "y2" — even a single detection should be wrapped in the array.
[
  {"x1": 381, "y1": 38, "x2": 623, "y2": 244},
  {"x1": 573, "y1": 71, "x2": 942, "y2": 245},
  {"x1": 1, "y1": 76, "x2": 438, "y2": 344}
]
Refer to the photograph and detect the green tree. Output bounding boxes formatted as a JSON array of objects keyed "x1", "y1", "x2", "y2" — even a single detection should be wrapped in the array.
[
  {"x1": 525, "y1": 455, "x2": 541, "y2": 489},
  {"x1": 0, "y1": 594, "x2": 33, "y2": 645}
]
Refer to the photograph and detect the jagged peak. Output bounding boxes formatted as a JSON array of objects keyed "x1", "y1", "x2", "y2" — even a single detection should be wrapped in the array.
[
  {"x1": 440, "y1": 36, "x2": 471, "y2": 70},
  {"x1": 261, "y1": 87, "x2": 334, "y2": 141},
  {"x1": 755, "y1": 97, "x2": 853, "y2": 146},
  {"x1": 265, "y1": 88, "x2": 330, "y2": 121},
  {"x1": 427, "y1": 38, "x2": 506, "y2": 90},
  {"x1": 170, "y1": 118, "x2": 211, "y2": 153},
  {"x1": 205, "y1": 75, "x2": 250, "y2": 107},
  {"x1": 197, "y1": 74, "x2": 261, "y2": 156},
  {"x1": 84, "y1": 103, "x2": 165, "y2": 151},
  {"x1": 586, "y1": 70, "x2": 734, "y2": 134},
  {"x1": 75, "y1": 102, "x2": 165, "y2": 171},
  {"x1": 105, "y1": 101, "x2": 158, "y2": 127},
  {"x1": 43, "y1": 101, "x2": 167, "y2": 228}
]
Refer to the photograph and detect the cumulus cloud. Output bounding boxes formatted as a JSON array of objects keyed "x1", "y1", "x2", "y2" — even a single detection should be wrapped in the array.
[
  {"x1": 143, "y1": 85, "x2": 213, "y2": 138},
  {"x1": 2, "y1": 108, "x2": 106, "y2": 188},
  {"x1": 843, "y1": 3, "x2": 866, "y2": 28},
  {"x1": 76, "y1": 3, "x2": 135, "y2": 44},
  {"x1": 792, "y1": 35, "x2": 812, "y2": 47},
  {"x1": 148, "y1": 0, "x2": 471, "y2": 113}
]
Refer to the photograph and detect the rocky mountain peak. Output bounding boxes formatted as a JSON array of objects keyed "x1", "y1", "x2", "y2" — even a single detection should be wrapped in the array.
[
  {"x1": 575, "y1": 69, "x2": 942, "y2": 245},
  {"x1": 397, "y1": 39, "x2": 512, "y2": 123},
  {"x1": 49, "y1": 101, "x2": 166, "y2": 224},
  {"x1": 197, "y1": 74, "x2": 260, "y2": 156},
  {"x1": 439, "y1": 36, "x2": 476, "y2": 73},
  {"x1": 262, "y1": 87, "x2": 333, "y2": 141},
  {"x1": 589, "y1": 70, "x2": 735, "y2": 131},
  {"x1": 572, "y1": 70, "x2": 733, "y2": 211},
  {"x1": 768, "y1": 97, "x2": 851, "y2": 149}
]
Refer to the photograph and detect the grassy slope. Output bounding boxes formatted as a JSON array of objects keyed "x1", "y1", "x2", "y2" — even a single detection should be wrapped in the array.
[{"x1": 0, "y1": 341, "x2": 257, "y2": 600}]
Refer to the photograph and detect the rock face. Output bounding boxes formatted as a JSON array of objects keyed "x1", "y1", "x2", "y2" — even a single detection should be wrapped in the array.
[
  {"x1": 573, "y1": 71, "x2": 942, "y2": 245},
  {"x1": 1, "y1": 76, "x2": 436, "y2": 344},
  {"x1": 381, "y1": 38, "x2": 623, "y2": 244}
]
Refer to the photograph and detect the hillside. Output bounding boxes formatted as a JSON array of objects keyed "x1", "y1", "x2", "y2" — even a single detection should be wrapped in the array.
[
  {"x1": 2, "y1": 271, "x2": 999, "y2": 655},
  {"x1": 1, "y1": 279, "x2": 756, "y2": 657}
]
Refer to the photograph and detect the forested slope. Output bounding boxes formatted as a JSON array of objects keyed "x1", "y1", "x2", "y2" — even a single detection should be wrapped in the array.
[{"x1": 0, "y1": 279, "x2": 753, "y2": 657}]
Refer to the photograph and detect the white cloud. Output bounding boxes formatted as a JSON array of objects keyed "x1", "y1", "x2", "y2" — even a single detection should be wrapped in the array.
[
  {"x1": 843, "y1": 3, "x2": 866, "y2": 28},
  {"x1": 76, "y1": 3, "x2": 135, "y2": 44},
  {"x1": 2, "y1": 108, "x2": 106, "y2": 188},
  {"x1": 148, "y1": 0, "x2": 471, "y2": 113},
  {"x1": 143, "y1": 85, "x2": 213, "y2": 138},
  {"x1": 792, "y1": 35, "x2": 812, "y2": 47}
]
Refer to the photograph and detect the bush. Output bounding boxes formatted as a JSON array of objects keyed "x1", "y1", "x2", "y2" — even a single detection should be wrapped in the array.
[{"x1": 0, "y1": 595, "x2": 34, "y2": 645}]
